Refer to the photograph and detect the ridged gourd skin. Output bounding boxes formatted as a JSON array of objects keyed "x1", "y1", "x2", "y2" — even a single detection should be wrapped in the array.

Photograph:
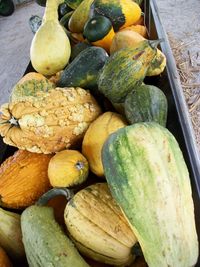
[
  {"x1": 82, "y1": 111, "x2": 127, "y2": 177},
  {"x1": 0, "y1": 150, "x2": 52, "y2": 209},
  {"x1": 64, "y1": 183, "x2": 137, "y2": 266},
  {"x1": 98, "y1": 40, "x2": 157, "y2": 103},
  {"x1": 58, "y1": 47, "x2": 108, "y2": 89},
  {"x1": 30, "y1": 0, "x2": 71, "y2": 76},
  {"x1": 90, "y1": 0, "x2": 141, "y2": 31},
  {"x1": 0, "y1": 208, "x2": 24, "y2": 259},
  {"x1": 102, "y1": 122, "x2": 199, "y2": 267},
  {"x1": 124, "y1": 84, "x2": 168, "y2": 126},
  {"x1": 0, "y1": 247, "x2": 13, "y2": 267},
  {"x1": 21, "y1": 205, "x2": 90, "y2": 267}
]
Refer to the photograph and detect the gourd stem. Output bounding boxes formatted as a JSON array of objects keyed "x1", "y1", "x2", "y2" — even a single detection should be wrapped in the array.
[
  {"x1": 43, "y1": 0, "x2": 64, "y2": 22},
  {"x1": 149, "y1": 39, "x2": 164, "y2": 49},
  {"x1": 36, "y1": 187, "x2": 74, "y2": 206}
]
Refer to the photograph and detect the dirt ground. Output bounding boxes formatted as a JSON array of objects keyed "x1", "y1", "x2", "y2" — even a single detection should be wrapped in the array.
[{"x1": 0, "y1": 0, "x2": 200, "y2": 151}]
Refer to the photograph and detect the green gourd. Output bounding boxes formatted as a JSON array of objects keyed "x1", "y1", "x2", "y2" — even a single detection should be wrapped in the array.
[
  {"x1": 98, "y1": 40, "x2": 158, "y2": 103},
  {"x1": 30, "y1": 0, "x2": 71, "y2": 76},
  {"x1": 124, "y1": 84, "x2": 168, "y2": 126},
  {"x1": 21, "y1": 202, "x2": 90, "y2": 267},
  {"x1": 102, "y1": 122, "x2": 199, "y2": 267}
]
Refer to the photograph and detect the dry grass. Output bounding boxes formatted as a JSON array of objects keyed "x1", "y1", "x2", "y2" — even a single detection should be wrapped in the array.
[{"x1": 168, "y1": 34, "x2": 200, "y2": 152}]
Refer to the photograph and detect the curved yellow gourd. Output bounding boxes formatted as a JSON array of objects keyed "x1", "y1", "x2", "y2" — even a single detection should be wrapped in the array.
[{"x1": 30, "y1": 0, "x2": 71, "y2": 76}]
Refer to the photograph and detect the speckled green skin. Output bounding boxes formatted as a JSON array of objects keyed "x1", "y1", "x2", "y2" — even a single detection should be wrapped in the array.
[
  {"x1": 98, "y1": 40, "x2": 157, "y2": 103},
  {"x1": 124, "y1": 84, "x2": 168, "y2": 126},
  {"x1": 21, "y1": 205, "x2": 90, "y2": 267},
  {"x1": 102, "y1": 122, "x2": 199, "y2": 267},
  {"x1": 58, "y1": 46, "x2": 108, "y2": 89},
  {"x1": 10, "y1": 79, "x2": 55, "y2": 102}
]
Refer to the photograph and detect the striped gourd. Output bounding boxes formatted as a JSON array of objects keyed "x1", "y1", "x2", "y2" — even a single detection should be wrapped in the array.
[{"x1": 102, "y1": 122, "x2": 199, "y2": 267}]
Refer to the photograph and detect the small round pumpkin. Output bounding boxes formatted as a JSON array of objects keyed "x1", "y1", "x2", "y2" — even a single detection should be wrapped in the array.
[
  {"x1": 48, "y1": 150, "x2": 89, "y2": 187},
  {"x1": 83, "y1": 16, "x2": 115, "y2": 52},
  {"x1": 82, "y1": 112, "x2": 127, "y2": 177}
]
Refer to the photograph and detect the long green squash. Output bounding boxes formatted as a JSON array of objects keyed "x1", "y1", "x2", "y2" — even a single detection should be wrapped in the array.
[{"x1": 102, "y1": 122, "x2": 199, "y2": 267}]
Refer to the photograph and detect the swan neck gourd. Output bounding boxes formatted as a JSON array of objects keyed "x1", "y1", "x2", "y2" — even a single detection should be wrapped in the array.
[
  {"x1": 30, "y1": 0, "x2": 71, "y2": 76},
  {"x1": 43, "y1": 0, "x2": 63, "y2": 22}
]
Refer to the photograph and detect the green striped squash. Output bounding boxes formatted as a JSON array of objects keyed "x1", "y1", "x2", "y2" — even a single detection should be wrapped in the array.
[{"x1": 102, "y1": 122, "x2": 199, "y2": 267}]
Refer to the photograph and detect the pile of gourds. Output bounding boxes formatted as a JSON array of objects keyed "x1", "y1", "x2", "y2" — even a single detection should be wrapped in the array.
[{"x1": 0, "y1": 0, "x2": 198, "y2": 266}]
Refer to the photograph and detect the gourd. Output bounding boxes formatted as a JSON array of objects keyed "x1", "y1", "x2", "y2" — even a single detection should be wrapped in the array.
[
  {"x1": 82, "y1": 112, "x2": 127, "y2": 177},
  {"x1": 30, "y1": 0, "x2": 71, "y2": 76},
  {"x1": 65, "y1": 183, "x2": 137, "y2": 266},
  {"x1": 110, "y1": 31, "x2": 166, "y2": 76},
  {"x1": 70, "y1": 42, "x2": 92, "y2": 61},
  {"x1": 102, "y1": 122, "x2": 199, "y2": 267},
  {"x1": 59, "y1": 11, "x2": 73, "y2": 29},
  {"x1": 124, "y1": 84, "x2": 168, "y2": 126},
  {"x1": 65, "y1": 0, "x2": 84, "y2": 9},
  {"x1": 83, "y1": 16, "x2": 115, "y2": 52},
  {"x1": 10, "y1": 72, "x2": 55, "y2": 102},
  {"x1": 58, "y1": 2, "x2": 72, "y2": 19},
  {"x1": 120, "y1": 24, "x2": 147, "y2": 38},
  {"x1": 98, "y1": 40, "x2": 158, "y2": 103},
  {"x1": 48, "y1": 150, "x2": 89, "y2": 187},
  {"x1": 0, "y1": 83, "x2": 102, "y2": 153},
  {"x1": 0, "y1": 247, "x2": 13, "y2": 267},
  {"x1": 21, "y1": 202, "x2": 90, "y2": 267},
  {"x1": 68, "y1": 0, "x2": 94, "y2": 33},
  {"x1": 0, "y1": 150, "x2": 52, "y2": 209},
  {"x1": 37, "y1": 184, "x2": 137, "y2": 266},
  {"x1": 57, "y1": 47, "x2": 108, "y2": 90},
  {"x1": 90, "y1": 0, "x2": 142, "y2": 31},
  {"x1": 0, "y1": 208, "x2": 24, "y2": 259}
]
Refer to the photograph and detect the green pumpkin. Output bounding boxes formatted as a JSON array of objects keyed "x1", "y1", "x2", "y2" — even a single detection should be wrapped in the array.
[
  {"x1": 102, "y1": 122, "x2": 199, "y2": 267},
  {"x1": 124, "y1": 84, "x2": 168, "y2": 126}
]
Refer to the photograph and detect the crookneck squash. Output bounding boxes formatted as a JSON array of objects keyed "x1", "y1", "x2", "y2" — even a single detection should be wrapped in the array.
[
  {"x1": 124, "y1": 84, "x2": 168, "y2": 126},
  {"x1": 0, "y1": 80, "x2": 101, "y2": 153},
  {"x1": 90, "y1": 0, "x2": 142, "y2": 31},
  {"x1": 98, "y1": 40, "x2": 158, "y2": 103},
  {"x1": 82, "y1": 111, "x2": 127, "y2": 176},
  {"x1": 102, "y1": 122, "x2": 199, "y2": 267}
]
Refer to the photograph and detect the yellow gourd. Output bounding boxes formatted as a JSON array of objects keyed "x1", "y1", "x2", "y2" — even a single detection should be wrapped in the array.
[
  {"x1": 48, "y1": 150, "x2": 89, "y2": 187},
  {"x1": 30, "y1": 0, "x2": 71, "y2": 76},
  {"x1": 120, "y1": 24, "x2": 148, "y2": 38},
  {"x1": 82, "y1": 112, "x2": 127, "y2": 177}
]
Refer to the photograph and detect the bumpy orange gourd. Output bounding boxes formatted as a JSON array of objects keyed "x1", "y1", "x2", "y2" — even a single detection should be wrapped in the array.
[
  {"x1": 0, "y1": 247, "x2": 13, "y2": 267},
  {"x1": 0, "y1": 86, "x2": 102, "y2": 154},
  {"x1": 82, "y1": 112, "x2": 127, "y2": 177},
  {"x1": 48, "y1": 150, "x2": 89, "y2": 187},
  {"x1": 0, "y1": 150, "x2": 52, "y2": 209}
]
